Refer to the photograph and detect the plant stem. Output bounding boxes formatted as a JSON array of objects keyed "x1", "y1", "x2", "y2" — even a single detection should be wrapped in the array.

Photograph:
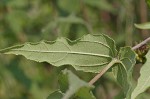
[
  {"x1": 88, "y1": 58, "x2": 119, "y2": 85},
  {"x1": 132, "y1": 37, "x2": 150, "y2": 50},
  {"x1": 88, "y1": 37, "x2": 150, "y2": 85}
]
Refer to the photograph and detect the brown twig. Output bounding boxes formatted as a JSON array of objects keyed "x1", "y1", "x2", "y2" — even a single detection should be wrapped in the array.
[
  {"x1": 132, "y1": 37, "x2": 150, "y2": 50},
  {"x1": 89, "y1": 37, "x2": 150, "y2": 85}
]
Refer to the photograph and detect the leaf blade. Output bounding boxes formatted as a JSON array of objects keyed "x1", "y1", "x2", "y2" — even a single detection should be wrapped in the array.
[
  {"x1": 135, "y1": 22, "x2": 150, "y2": 29},
  {"x1": 113, "y1": 47, "x2": 136, "y2": 98},
  {"x1": 0, "y1": 34, "x2": 117, "y2": 73},
  {"x1": 131, "y1": 51, "x2": 150, "y2": 99}
]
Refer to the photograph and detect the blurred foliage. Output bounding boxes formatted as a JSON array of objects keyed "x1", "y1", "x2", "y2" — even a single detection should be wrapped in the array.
[
  {"x1": 0, "y1": 0, "x2": 150, "y2": 99},
  {"x1": 135, "y1": 22, "x2": 150, "y2": 29}
]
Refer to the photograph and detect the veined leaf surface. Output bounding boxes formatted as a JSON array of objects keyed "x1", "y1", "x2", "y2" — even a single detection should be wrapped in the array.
[
  {"x1": 0, "y1": 34, "x2": 117, "y2": 73},
  {"x1": 113, "y1": 47, "x2": 136, "y2": 98},
  {"x1": 131, "y1": 51, "x2": 150, "y2": 99}
]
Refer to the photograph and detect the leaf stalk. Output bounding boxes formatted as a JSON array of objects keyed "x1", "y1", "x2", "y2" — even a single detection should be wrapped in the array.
[{"x1": 88, "y1": 58, "x2": 120, "y2": 85}]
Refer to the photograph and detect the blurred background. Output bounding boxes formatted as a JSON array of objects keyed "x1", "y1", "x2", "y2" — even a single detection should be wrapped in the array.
[{"x1": 0, "y1": 0, "x2": 150, "y2": 99}]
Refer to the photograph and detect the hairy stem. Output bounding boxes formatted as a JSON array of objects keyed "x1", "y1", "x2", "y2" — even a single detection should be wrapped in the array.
[
  {"x1": 88, "y1": 58, "x2": 120, "y2": 85},
  {"x1": 132, "y1": 37, "x2": 150, "y2": 50}
]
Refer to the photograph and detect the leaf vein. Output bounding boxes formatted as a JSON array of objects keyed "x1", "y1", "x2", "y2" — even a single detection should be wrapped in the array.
[
  {"x1": 80, "y1": 40, "x2": 114, "y2": 56},
  {"x1": 11, "y1": 49, "x2": 112, "y2": 58}
]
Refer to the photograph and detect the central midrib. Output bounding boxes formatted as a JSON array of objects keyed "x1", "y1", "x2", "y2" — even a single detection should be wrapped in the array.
[{"x1": 12, "y1": 49, "x2": 112, "y2": 58}]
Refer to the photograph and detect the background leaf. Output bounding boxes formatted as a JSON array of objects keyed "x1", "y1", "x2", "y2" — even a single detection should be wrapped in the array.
[
  {"x1": 135, "y1": 23, "x2": 150, "y2": 29},
  {"x1": 0, "y1": 34, "x2": 117, "y2": 73},
  {"x1": 58, "y1": 15, "x2": 84, "y2": 24},
  {"x1": 131, "y1": 50, "x2": 150, "y2": 99},
  {"x1": 58, "y1": 71, "x2": 69, "y2": 93},
  {"x1": 58, "y1": 70, "x2": 95, "y2": 99},
  {"x1": 47, "y1": 91, "x2": 63, "y2": 99}
]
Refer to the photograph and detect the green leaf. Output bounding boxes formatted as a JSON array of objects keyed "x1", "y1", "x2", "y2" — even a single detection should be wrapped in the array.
[
  {"x1": 57, "y1": 15, "x2": 85, "y2": 37},
  {"x1": 74, "y1": 86, "x2": 95, "y2": 99},
  {"x1": 136, "y1": 92, "x2": 150, "y2": 99},
  {"x1": 131, "y1": 51, "x2": 150, "y2": 99},
  {"x1": 59, "y1": 70, "x2": 95, "y2": 99},
  {"x1": 0, "y1": 34, "x2": 117, "y2": 73},
  {"x1": 58, "y1": 71, "x2": 69, "y2": 93},
  {"x1": 47, "y1": 91, "x2": 63, "y2": 99},
  {"x1": 6, "y1": 11, "x2": 28, "y2": 34},
  {"x1": 113, "y1": 47, "x2": 136, "y2": 98},
  {"x1": 135, "y1": 22, "x2": 150, "y2": 29}
]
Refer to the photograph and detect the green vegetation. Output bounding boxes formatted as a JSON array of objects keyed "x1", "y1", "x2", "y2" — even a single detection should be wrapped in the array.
[{"x1": 0, "y1": 0, "x2": 150, "y2": 99}]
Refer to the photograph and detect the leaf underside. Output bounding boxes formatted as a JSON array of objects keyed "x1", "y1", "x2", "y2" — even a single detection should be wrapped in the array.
[
  {"x1": 0, "y1": 34, "x2": 137, "y2": 99},
  {"x1": 0, "y1": 34, "x2": 117, "y2": 73},
  {"x1": 131, "y1": 50, "x2": 150, "y2": 99},
  {"x1": 135, "y1": 22, "x2": 150, "y2": 29},
  {"x1": 113, "y1": 47, "x2": 136, "y2": 98}
]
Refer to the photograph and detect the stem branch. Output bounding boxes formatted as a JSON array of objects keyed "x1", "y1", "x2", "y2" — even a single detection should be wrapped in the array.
[{"x1": 132, "y1": 37, "x2": 150, "y2": 50}]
